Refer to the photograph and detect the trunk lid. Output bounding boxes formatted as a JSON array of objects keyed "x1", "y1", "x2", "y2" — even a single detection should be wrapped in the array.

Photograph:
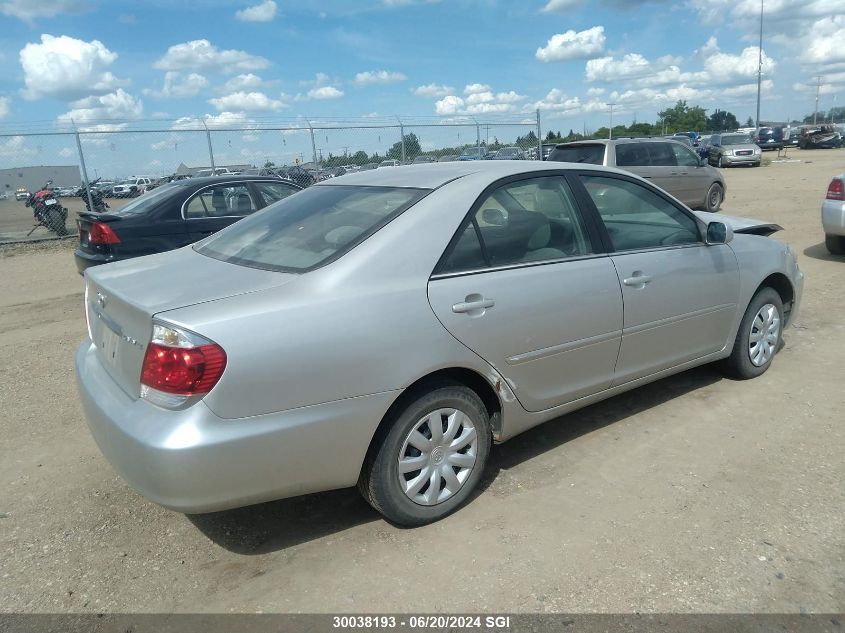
[{"x1": 85, "y1": 247, "x2": 296, "y2": 398}]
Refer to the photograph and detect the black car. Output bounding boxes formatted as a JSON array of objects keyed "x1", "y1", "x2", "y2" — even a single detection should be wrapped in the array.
[
  {"x1": 74, "y1": 176, "x2": 300, "y2": 274},
  {"x1": 275, "y1": 166, "x2": 317, "y2": 188},
  {"x1": 754, "y1": 127, "x2": 784, "y2": 151}
]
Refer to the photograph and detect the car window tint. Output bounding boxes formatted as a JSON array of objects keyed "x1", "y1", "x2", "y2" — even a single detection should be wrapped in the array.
[
  {"x1": 438, "y1": 223, "x2": 487, "y2": 274},
  {"x1": 671, "y1": 143, "x2": 700, "y2": 167},
  {"x1": 580, "y1": 175, "x2": 700, "y2": 251},
  {"x1": 196, "y1": 185, "x2": 428, "y2": 272},
  {"x1": 255, "y1": 182, "x2": 299, "y2": 206},
  {"x1": 440, "y1": 176, "x2": 593, "y2": 272},
  {"x1": 615, "y1": 143, "x2": 651, "y2": 167},
  {"x1": 186, "y1": 185, "x2": 257, "y2": 218},
  {"x1": 547, "y1": 144, "x2": 605, "y2": 164},
  {"x1": 647, "y1": 143, "x2": 677, "y2": 166}
]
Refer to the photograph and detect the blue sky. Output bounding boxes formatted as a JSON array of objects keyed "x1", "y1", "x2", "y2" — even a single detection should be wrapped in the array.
[{"x1": 0, "y1": 0, "x2": 843, "y2": 175}]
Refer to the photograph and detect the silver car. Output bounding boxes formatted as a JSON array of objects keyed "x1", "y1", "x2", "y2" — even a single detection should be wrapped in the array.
[
  {"x1": 822, "y1": 174, "x2": 845, "y2": 255},
  {"x1": 548, "y1": 139, "x2": 726, "y2": 213},
  {"x1": 75, "y1": 162, "x2": 803, "y2": 526},
  {"x1": 708, "y1": 133, "x2": 762, "y2": 168}
]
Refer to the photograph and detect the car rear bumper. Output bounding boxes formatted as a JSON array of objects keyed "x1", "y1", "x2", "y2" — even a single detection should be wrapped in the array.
[
  {"x1": 75, "y1": 341, "x2": 397, "y2": 513},
  {"x1": 822, "y1": 199, "x2": 845, "y2": 236},
  {"x1": 74, "y1": 248, "x2": 118, "y2": 274}
]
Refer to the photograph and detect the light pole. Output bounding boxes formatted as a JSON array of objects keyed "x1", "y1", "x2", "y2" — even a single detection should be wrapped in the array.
[
  {"x1": 607, "y1": 103, "x2": 616, "y2": 139},
  {"x1": 754, "y1": 0, "x2": 764, "y2": 137},
  {"x1": 814, "y1": 76, "x2": 822, "y2": 125}
]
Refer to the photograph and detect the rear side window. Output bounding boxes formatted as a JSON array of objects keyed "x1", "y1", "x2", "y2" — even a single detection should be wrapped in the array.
[
  {"x1": 185, "y1": 185, "x2": 258, "y2": 218},
  {"x1": 254, "y1": 181, "x2": 299, "y2": 205},
  {"x1": 196, "y1": 185, "x2": 428, "y2": 272},
  {"x1": 547, "y1": 144, "x2": 605, "y2": 164},
  {"x1": 110, "y1": 183, "x2": 179, "y2": 215},
  {"x1": 646, "y1": 143, "x2": 677, "y2": 166},
  {"x1": 615, "y1": 143, "x2": 651, "y2": 167}
]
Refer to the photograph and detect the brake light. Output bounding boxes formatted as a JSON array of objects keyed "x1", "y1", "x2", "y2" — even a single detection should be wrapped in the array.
[
  {"x1": 140, "y1": 324, "x2": 226, "y2": 407},
  {"x1": 88, "y1": 221, "x2": 120, "y2": 245},
  {"x1": 826, "y1": 178, "x2": 844, "y2": 201}
]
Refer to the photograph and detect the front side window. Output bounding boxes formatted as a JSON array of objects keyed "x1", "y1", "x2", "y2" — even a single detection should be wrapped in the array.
[
  {"x1": 671, "y1": 143, "x2": 701, "y2": 167},
  {"x1": 196, "y1": 185, "x2": 427, "y2": 272},
  {"x1": 185, "y1": 185, "x2": 258, "y2": 218},
  {"x1": 438, "y1": 176, "x2": 593, "y2": 273},
  {"x1": 580, "y1": 175, "x2": 700, "y2": 251}
]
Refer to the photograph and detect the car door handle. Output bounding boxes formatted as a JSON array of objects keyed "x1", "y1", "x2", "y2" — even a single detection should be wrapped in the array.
[
  {"x1": 452, "y1": 297, "x2": 495, "y2": 313},
  {"x1": 623, "y1": 274, "x2": 652, "y2": 286}
]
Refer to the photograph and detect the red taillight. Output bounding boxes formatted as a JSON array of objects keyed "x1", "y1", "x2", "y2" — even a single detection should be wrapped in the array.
[
  {"x1": 826, "y1": 178, "x2": 844, "y2": 201},
  {"x1": 88, "y1": 221, "x2": 121, "y2": 245},
  {"x1": 141, "y1": 341, "x2": 226, "y2": 395}
]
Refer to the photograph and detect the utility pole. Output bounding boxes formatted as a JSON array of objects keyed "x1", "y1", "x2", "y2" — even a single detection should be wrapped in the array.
[
  {"x1": 755, "y1": 0, "x2": 764, "y2": 137},
  {"x1": 814, "y1": 76, "x2": 822, "y2": 125},
  {"x1": 607, "y1": 103, "x2": 616, "y2": 139}
]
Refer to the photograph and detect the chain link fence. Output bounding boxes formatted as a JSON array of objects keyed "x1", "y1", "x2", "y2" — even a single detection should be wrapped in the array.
[{"x1": 0, "y1": 114, "x2": 544, "y2": 242}]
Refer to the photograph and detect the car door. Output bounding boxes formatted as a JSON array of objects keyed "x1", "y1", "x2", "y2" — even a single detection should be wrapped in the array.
[
  {"x1": 575, "y1": 173, "x2": 739, "y2": 385},
  {"x1": 643, "y1": 142, "x2": 682, "y2": 199},
  {"x1": 669, "y1": 142, "x2": 710, "y2": 207},
  {"x1": 184, "y1": 182, "x2": 261, "y2": 241},
  {"x1": 427, "y1": 174, "x2": 623, "y2": 412},
  {"x1": 613, "y1": 141, "x2": 675, "y2": 196}
]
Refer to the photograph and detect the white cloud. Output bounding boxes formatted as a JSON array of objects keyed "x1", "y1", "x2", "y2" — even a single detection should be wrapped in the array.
[
  {"x1": 208, "y1": 91, "x2": 287, "y2": 111},
  {"x1": 536, "y1": 26, "x2": 605, "y2": 62},
  {"x1": 1, "y1": 0, "x2": 83, "y2": 21},
  {"x1": 353, "y1": 70, "x2": 407, "y2": 86},
  {"x1": 306, "y1": 86, "x2": 344, "y2": 99},
  {"x1": 800, "y1": 16, "x2": 845, "y2": 66},
  {"x1": 20, "y1": 34, "x2": 125, "y2": 100},
  {"x1": 153, "y1": 40, "x2": 270, "y2": 74},
  {"x1": 434, "y1": 95, "x2": 464, "y2": 115},
  {"x1": 534, "y1": 89, "x2": 583, "y2": 113},
  {"x1": 413, "y1": 83, "x2": 454, "y2": 97},
  {"x1": 0, "y1": 135, "x2": 36, "y2": 158},
  {"x1": 703, "y1": 44, "x2": 776, "y2": 84},
  {"x1": 541, "y1": 0, "x2": 584, "y2": 12},
  {"x1": 171, "y1": 111, "x2": 254, "y2": 130},
  {"x1": 143, "y1": 72, "x2": 208, "y2": 99},
  {"x1": 464, "y1": 83, "x2": 491, "y2": 95},
  {"x1": 235, "y1": 0, "x2": 277, "y2": 22},
  {"x1": 58, "y1": 147, "x2": 75, "y2": 158},
  {"x1": 223, "y1": 73, "x2": 264, "y2": 91},
  {"x1": 0, "y1": 96, "x2": 9, "y2": 119},
  {"x1": 586, "y1": 53, "x2": 708, "y2": 88},
  {"x1": 56, "y1": 89, "x2": 143, "y2": 127}
]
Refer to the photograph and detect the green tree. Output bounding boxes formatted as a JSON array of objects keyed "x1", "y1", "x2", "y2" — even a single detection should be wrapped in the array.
[
  {"x1": 745, "y1": 116, "x2": 754, "y2": 127},
  {"x1": 387, "y1": 133, "x2": 422, "y2": 160},
  {"x1": 658, "y1": 100, "x2": 708, "y2": 133},
  {"x1": 351, "y1": 150, "x2": 370, "y2": 165},
  {"x1": 263, "y1": 160, "x2": 275, "y2": 168},
  {"x1": 545, "y1": 130, "x2": 557, "y2": 142},
  {"x1": 707, "y1": 109, "x2": 739, "y2": 132}
]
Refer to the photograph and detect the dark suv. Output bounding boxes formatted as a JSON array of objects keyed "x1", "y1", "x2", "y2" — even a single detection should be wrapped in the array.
[
  {"x1": 755, "y1": 127, "x2": 784, "y2": 151},
  {"x1": 548, "y1": 138, "x2": 726, "y2": 212}
]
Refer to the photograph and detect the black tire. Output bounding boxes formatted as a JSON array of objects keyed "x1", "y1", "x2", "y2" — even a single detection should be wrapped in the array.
[
  {"x1": 717, "y1": 156, "x2": 725, "y2": 168},
  {"x1": 826, "y1": 234, "x2": 845, "y2": 255},
  {"x1": 704, "y1": 182, "x2": 723, "y2": 213},
  {"x1": 45, "y1": 208, "x2": 68, "y2": 236},
  {"x1": 359, "y1": 385, "x2": 492, "y2": 526},
  {"x1": 752, "y1": 161, "x2": 761, "y2": 167},
  {"x1": 722, "y1": 287, "x2": 784, "y2": 380}
]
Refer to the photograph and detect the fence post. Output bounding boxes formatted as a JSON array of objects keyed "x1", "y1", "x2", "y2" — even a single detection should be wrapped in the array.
[
  {"x1": 474, "y1": 118, "x2": 481, "y2": 157},
  {"x1": 72, "y1": 121, "x2": 96, "y2": 214},
  {"x1": 306, "y1": 119, "x2": 318, "y2": 172},
  {"x1": 203, "y1": 121, "x2": 216, "y2": 171},
  {"x1": 536, "y1": 109, "x2": 543, "y2": 161},
  {"x1": 397, "y1": 116, "x2": 406, "y2": 164}
]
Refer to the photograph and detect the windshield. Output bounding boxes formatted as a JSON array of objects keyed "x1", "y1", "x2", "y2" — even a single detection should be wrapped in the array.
[
  {"x1": 110, "y1": 183, "x2": 180, "y2": 215},
  {"x1": 547, "y1": 144, "x2": 605, "y2": 164},
  {"x1": 461, "y1": 147, "x2": 481, "y2": 156},
  {"x1": 722, "y1": 135, "x2": 751, "y2": 145},
  {"x1": 196, "y1": 185, "x2": 429, "y2": 272}
]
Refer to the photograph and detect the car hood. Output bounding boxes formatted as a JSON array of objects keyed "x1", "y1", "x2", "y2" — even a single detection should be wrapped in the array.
[
  {"x1": 692, "y1": 211, "x2": 782, "y2": 236},
  {"x1": 86, "y1": 245, "x2": 296, "y2": 316}
]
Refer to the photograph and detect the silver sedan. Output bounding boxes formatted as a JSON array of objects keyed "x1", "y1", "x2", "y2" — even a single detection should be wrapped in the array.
[{"x1": 75, "y1": 161, "x2": 804, "y2": 526}]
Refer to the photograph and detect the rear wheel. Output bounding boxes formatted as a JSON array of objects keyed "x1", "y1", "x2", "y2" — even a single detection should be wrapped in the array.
[
  {"x1": 722, "y1": 287, "x2": 783, "y2": 379},
  {"x1": 704, "y1": 182, "x2": 723, "y2": 212},
  {"x1": 46, "y1": 208, "x2": 68, "y2": 236},
  {"x1": 359, "y1": 385, "x2": 491, "y2": 526},
  {"x1": 826, "y1": 234, "x2": 845, "y2": 255}
]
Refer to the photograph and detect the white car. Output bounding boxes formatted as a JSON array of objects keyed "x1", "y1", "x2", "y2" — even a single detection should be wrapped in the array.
[
  {"x1": 112, "y1": 177, "x2": 154, "y2": 198},
  {"x1": 823, "y1": 174, "x2": 845, "y2": 255}
]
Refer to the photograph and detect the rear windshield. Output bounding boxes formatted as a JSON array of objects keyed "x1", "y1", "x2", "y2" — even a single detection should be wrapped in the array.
[
  {"x1": 195, "y1": 185, "x2": 428, "y2": 272},
  {"x1": 547, "y1": 144, "x2": 605, "y2": 164},
  {"x1": 110, "y1": 183, "x2": 180, "y2": 215}
]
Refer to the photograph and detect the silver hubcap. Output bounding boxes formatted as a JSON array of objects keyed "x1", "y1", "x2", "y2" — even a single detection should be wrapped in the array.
[
  {"x1": 748, "y1": 303, "x2": 780, "y2": 367},
  {"x1": 398, "y1": 408, "x2": 478, "y2": 506},
  {"x1": 710, "y1": 187, "x2": 721, "y2": 208}
]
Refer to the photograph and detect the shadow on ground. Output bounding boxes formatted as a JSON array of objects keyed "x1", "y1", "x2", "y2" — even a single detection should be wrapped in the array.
[
  {"x1": 803, "y1": 242, "x2": 843, "y2": 262},
  {"x1": 188, "y1": 364, "x2": 724, "y2": 555}
]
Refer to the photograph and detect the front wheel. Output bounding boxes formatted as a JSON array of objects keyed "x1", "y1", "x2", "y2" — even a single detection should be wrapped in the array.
[
  {"x1": 705, "y1": 182, "x2": 724, "y2": 212},
  {"x1": 359, "y1": 385, "x2": 492, "y2": 526},
  {"x1": 717, "y1": 156, "x2": 725, "y2": 168},
  {"x1": 721, "y1": 288, "x2": 783, "y2": 379}
]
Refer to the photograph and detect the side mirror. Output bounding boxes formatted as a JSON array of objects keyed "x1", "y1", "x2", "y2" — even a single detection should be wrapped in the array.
[
  {"x1": 706, "y1": 221, "x2": 733, "y2": 245},
  {"x1": 482, "y1": 208, "x2": 507, "y2": 226}
]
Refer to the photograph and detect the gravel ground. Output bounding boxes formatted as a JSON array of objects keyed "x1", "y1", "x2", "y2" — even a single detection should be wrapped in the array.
[{"x1": 1, "y1": 148, "x2": 843, "y2": 614}]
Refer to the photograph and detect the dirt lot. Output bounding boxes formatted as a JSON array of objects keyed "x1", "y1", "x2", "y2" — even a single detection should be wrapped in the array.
[
  {"x1": 0, "y1": 196, "x2": 132, "y2": 243},
  {"x1": 1, "y1": 149, "x2": 843, "y2": 614}
]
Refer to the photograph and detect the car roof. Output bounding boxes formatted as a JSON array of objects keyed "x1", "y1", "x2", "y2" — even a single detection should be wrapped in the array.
[
  {"x1": 316, "y1": 160, "x2": 617, "y2": 190},
  {"x1": 554, "y1": 138, "x2": 687, "y2": 147},
  {"x1": 169, "y1": 175, "x2": 286, "y2": 186}
]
